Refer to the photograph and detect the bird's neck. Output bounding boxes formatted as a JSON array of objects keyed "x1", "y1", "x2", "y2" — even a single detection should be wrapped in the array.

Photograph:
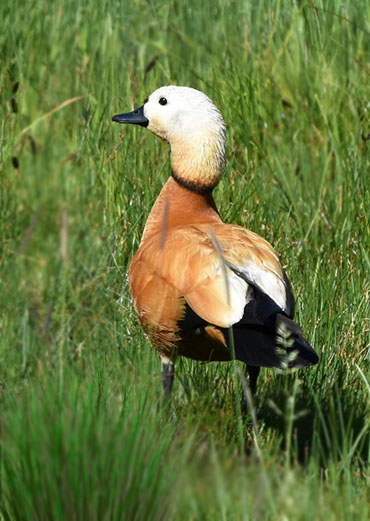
[
  {"x1": 140, "y1": 176, "x2": 222, "y2": 244},
  {"x1": 170, "y1": 131, "x2": 226, "y2": 192}
]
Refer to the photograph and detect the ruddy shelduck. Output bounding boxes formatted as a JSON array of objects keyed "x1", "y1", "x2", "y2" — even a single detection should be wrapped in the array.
[{"x1": 112, "y1": 86, "x2": 319, "y2": 397}]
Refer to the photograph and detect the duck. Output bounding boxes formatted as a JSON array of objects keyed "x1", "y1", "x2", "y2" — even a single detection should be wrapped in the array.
[{"x1": 112, "y1": 85, "x2": 319, "y2": 398}]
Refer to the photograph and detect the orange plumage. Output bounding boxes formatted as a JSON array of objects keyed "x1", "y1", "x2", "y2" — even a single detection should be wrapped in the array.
[{"x1": 112, "y1": 85, "x2": 319, "y2": 395}]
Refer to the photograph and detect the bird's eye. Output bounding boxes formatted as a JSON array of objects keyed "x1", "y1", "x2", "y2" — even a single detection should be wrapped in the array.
[{"x1": 159, "y1": 97, "x2": 167, "y2": 106}]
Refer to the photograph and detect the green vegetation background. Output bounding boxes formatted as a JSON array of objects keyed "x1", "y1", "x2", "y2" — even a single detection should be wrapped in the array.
[{"x1": 1, "y1": 0, "x2": 369, "y2": 519}]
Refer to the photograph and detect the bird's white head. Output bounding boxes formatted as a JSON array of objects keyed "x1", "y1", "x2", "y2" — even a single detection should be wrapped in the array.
[{"x1": 113, "y1": 86, "x2": 226, "y2": 192}]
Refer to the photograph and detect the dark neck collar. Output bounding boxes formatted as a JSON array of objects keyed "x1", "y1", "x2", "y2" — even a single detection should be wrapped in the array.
[{"x1": 171, "y1": 170, "x2": 215, "y2": 195}]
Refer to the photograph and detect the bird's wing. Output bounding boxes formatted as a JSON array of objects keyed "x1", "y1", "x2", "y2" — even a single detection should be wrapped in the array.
[
  {"x1": 213, "y1": 224, "x2": 295, "y2": 318},
  {"x1": 133, "y1": 224, "x2": 293, "y2": 330}
]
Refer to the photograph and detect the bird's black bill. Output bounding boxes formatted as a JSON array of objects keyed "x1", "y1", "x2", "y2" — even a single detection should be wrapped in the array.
[{"x1": 112, "y1": 105, "x2": 149, "y2": 127}]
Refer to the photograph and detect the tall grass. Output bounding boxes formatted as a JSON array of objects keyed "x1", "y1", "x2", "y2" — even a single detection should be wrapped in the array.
[
  {"x1": 2, "y1": 368, "x2": 188, "y2": 521},
  {"x1": 1, "y1": 0, "x2": 369, "y2": 519}
]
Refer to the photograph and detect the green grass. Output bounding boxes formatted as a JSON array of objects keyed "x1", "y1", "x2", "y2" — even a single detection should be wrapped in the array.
[{"x1": 1, "y1": 0, "x2": 369, "y2": 519}]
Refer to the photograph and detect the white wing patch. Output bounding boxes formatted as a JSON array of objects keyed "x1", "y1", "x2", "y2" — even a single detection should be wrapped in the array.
[{"x1": 226, "y1": 260, "x2": 290, "y2": 314}]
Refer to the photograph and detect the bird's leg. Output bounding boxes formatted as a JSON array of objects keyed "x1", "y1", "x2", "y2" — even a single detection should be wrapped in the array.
[
  {"x1": 246, "y1": 365, "x2": 260, "y2": 396},
  {"x1": 161, "y1": 356, "x2": 175, "y2": 400}
]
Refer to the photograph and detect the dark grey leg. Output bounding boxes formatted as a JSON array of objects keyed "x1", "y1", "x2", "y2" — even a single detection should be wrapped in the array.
[
  {"x1": 161, "y1": 360, "x2": 175, "y2": 399},
  {"x1": 246, "y1": 365, "x2": 260, "y2": 395}
]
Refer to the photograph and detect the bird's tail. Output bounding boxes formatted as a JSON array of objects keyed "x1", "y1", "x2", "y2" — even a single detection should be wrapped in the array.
[{"x1": 228, "y1": 313, "x2": 319, "y2": 368}]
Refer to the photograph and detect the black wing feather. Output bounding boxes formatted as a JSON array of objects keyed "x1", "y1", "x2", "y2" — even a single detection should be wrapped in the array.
[{"x1": 178, "y1": 277, "x2": 319, "y2": 368}]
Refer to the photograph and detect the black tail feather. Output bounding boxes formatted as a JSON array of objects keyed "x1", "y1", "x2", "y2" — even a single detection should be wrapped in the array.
[{"x1": 224, "y1": 313, "x2": 319, "y2": 368}]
